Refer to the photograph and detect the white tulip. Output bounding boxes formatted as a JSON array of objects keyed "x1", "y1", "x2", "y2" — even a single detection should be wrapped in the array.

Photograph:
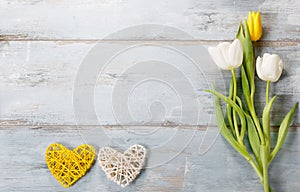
[
  {"x1": 256, "y1": 53, "x2": 283, "y2": 82},
  {"x1": 208, "y1": 39, "x2": 243, "y2": 70}
]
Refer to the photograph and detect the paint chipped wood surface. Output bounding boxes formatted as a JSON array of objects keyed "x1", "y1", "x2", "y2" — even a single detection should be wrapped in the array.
[
  {"x1": 0, "y1": 41, "x2": 298, "y2": 126},
  {"x1": 0, "y1": 126, "x2": 300, "y2": 191},
  {"x1": 0, "y1": 0, "x2": 299, "y2": 41},
  {"x1": 0, "y1": 0, "x2": 299, "y2": 191}
]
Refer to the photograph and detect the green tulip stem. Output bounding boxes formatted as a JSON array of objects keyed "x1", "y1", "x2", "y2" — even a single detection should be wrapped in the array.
[
  {"x1": 263, "y1": 165, "x2": 270, "y2": 192},
  {"x1": 266, "y1": 80, "x2": 270, "y2": 104},
  {"x1": 248, "y1": 156, "x2": 273, "y2": 192},
  {"x1": 260, "y1": 144, "x2": 270, "y2": 192},
  {"x1": 248, "y1": 158, "x2": 263, "y2": 181},
  {"x1": 248, "y1": 99, "x2": 265, "y2": 145},
  {"x1": 231, "y1": 69, "x2": 241, "y2": 142}
]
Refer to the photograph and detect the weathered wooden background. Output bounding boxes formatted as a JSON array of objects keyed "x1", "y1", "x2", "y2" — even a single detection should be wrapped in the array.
[{"x1": 0, "y1": 0, "x2": 299, "y2": 191}]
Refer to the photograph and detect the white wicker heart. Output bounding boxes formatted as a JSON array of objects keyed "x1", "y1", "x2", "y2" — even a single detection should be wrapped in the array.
[{"x1": 98, "y1": 144, "x2": 146, "y2": 187}]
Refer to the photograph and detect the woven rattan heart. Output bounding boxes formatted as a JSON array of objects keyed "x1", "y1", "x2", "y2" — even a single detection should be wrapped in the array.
[
  {"x1": 45, "y1": 143, "x2": 95, "y2": 188},
  {"x1": 98, "y1": 144, "x2": 146, "y2": 187}
]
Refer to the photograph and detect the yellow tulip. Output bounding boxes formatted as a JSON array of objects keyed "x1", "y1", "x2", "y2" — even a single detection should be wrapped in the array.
[{"x1": 247, "y1": 11, "x2": 262, "y2": 41}]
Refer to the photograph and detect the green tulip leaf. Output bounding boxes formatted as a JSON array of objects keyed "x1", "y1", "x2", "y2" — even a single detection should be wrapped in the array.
[
  {"x1": 212, "y1": 90, "x2": 251, "y2": 160},
  {"x1": 236, "y1": 96, "x2": 243, "y2": 110},
  {"x1": 262, "y1": 95, "x2": 278, "y2": 144},
  {"x1": 241, "y1": 66, "x2": 251, "y2": 106},
  {"x1": 246, "y1": 113, "x2": 262, "y2": 168},
  {"x1": 269, "y1": 102, "x2": 299, "y2": 163},
  {"x1": 236, "y1": 96, "x2": 246, "y2": 140},
  {"x1": 260, "y1": 144, "x2": 269, "y2": 167},
  {"x1": 207, "y1": 89, "x2": 247, "y2": 144},
  {"x1": 236, "y1": 21, "x2": 255, "y2": 99},
  {"x1": 207, "y1": 90, "x2": 245, "y2": 121}
]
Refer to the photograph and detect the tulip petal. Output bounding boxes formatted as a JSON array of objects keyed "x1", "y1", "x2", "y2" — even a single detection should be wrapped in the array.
[
  {"x1": 247, "y1": 12, "x2": 254, "y2": 40},
  {"x1": 267, "y1": 55, "x2": 278, "y2": 81},
  {"x1": 254, "y1": 12, "x2": 262, "y2": 41},
  {"x1": 269, "y1": 54, "x2": 283, "y2": 82},
  {"x1": 228, "y1": 39, "x2": 243, "y2": 68},
  {"x1": 208, "y1": 46, "x2": 228, "y2": 70},
  {"x1": 247, "y1": 11, "x2": 262, "y2": 41},
  {"x1": 208, "y1": 40, "x2": 244, "y2": 70},
  {"x1": 218, "y1": 42, "x2": 231, "y2": 69},
  {"x1": 256, "y1": 56, "x2": 265, "y2": 81},
  {"x1": 274, "y1": 58, "x2": 284, "y2": 82},
  {"x1": 256, "y1": 53, "x2": 284, "y2": 82}
]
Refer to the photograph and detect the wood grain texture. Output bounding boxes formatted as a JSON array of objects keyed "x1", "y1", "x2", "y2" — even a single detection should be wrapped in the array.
[
  {"x1": 0, "y1": 126, "x2": 299, "y2": 192},
  {"x1": 0, "y1": 41, "x2": 299, "y2": 126},
  {"x1": 0, "y1": 0, "x2": 299, "y2": 41}
]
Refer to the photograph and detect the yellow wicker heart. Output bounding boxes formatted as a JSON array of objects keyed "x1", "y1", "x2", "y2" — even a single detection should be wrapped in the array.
[{"x1": 45, "y1": 143, "x2": 95, "y2": 188}]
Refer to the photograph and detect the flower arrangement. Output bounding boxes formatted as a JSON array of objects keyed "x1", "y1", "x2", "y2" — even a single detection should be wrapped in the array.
[{"x1": 207, "y1": 11, "x2": 298, "y2": 192}]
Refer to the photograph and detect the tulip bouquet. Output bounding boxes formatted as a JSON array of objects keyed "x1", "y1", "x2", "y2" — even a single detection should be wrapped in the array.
[{"x1": 207, "y1": 12, "x2": 298, "y2": 192}]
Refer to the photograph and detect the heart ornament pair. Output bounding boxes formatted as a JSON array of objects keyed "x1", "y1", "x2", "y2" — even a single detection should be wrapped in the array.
[{"x1": 45, "y1": 143, "x2": 146, "y2": 188}]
